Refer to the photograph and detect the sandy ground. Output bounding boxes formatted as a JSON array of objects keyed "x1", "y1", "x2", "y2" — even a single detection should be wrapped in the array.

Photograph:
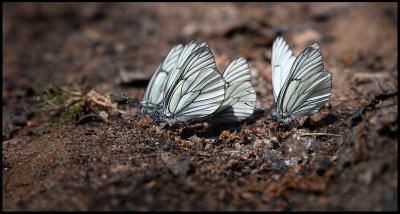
[{"x1": 2, "y1": 2, "x2": 398, "y2": 211}]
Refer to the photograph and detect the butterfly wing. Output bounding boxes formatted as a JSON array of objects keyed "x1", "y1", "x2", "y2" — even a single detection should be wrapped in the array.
[
  {"x1": 211, "y1": 57, "x2": 256, "y2": 123},
  {"x1": 223, "y1": 57, "x2": 252, "y2": 83},
  {"x1": 139, "y1": 44, "x2": 183, "y2": 115},
  {"x1": 161, "y1": 46, "x2": 225, "y2": 126},
  {"x1": 211, "y1": 81, "x2": 256, "y2": 123},
  {"x1": 271, "y1": 37, "x2": 296, "y2": 102},
  {"x1": 163, "y1": 40, "x2": 210, "y2": 99},
  {"x1": 275, "y1": 44, "x2": 332, "y2": 123}
]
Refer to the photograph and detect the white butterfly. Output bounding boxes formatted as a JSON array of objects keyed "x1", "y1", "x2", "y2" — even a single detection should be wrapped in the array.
[
  {"x1": 139, "y1": 40, "x2": 225, "y2": 126},
  {"x1": 159, "y1": 42, "x2": 226, "y2": 126},
  {"x1": 138, "y1": 40, "x2": 211, "y2": 117},
  {"x1": 271, "y1": 36, "x2": 332, "y2": 124},
  {"x1": 209, "y1": 57, "x2": 256, "y2": 123}
]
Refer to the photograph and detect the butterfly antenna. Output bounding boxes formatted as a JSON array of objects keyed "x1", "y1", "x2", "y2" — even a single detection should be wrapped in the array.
[
  {"x1": 120, "y1": 92, "x2": 134, "y2": 117},
  {"x1": 121, "y1": 92, "x2": 144, "y2": 120},
  {"x1": 243, "y1": 102, "x2": 262, "y2": 111},
  {"x1": 257, "y1": 93, "x2": 274, "y2": 105},
  {"x1": 241, "y1": 89, "x2": 272, "y2": 115},
  {"x1": 243, "y1": 102, "x2": 274, "y2": 118},
  {"x1": 121, "y1": 92, "x2": 139, "y2": 105}
]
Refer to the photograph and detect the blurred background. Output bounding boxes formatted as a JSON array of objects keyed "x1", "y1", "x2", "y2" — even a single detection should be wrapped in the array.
[{"x1": 3, "y1": 2, "x2": 397, "y2": 102}]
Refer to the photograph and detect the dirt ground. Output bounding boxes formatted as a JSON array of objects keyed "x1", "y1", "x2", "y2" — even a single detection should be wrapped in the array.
[{"x1": 2, "y1": 2, "x2": 398, "y2": 211}]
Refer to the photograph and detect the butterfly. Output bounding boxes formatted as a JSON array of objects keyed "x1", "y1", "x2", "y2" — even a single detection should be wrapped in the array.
[
  {"x1": 208, "y1": 57, "x2": 256, "y2": 124},
  {"x1": 138, "y1": 44, "x2": 183, "y2": 116},
  {"x1": 139, "y1": 40, "x2": 226, "y2": 126},
  {"x1": 138, "y1": 40, "x2": 210, "y2": 116},
  {"x1": 270, "y1": 36, "x2": 332, "y2": 124}
]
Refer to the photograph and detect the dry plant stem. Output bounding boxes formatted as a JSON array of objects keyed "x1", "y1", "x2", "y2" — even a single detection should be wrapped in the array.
[{"x1": 300, "y1": 133, "x2": 340, "y2": 137}]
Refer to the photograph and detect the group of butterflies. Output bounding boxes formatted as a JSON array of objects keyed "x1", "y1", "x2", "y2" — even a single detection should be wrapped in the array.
[{"x1": 137, "y1": 37, "x2": 332, "y2": 126}]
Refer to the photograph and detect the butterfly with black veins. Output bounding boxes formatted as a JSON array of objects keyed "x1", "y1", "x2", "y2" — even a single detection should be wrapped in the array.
[
  {"x1": 138, "y1": 40, "x2": 214, "y2": 119},
  {"x1": 208, "y1": 57, "x2": 256, "y2": 124},
  {"x1": 138, "y1": 39, "x2": 226, "y2": 126},
  {"x1": 160, "y1": 45, "x2": 225, "y2": 126},
  {"x1": 270, "y1": 36, "x2": 332, "y2": 124}
]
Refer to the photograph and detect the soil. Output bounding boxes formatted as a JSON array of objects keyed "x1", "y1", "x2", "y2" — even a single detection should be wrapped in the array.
[{"x1": 2, "y1": 2, "x2": 398, "y2": 211}]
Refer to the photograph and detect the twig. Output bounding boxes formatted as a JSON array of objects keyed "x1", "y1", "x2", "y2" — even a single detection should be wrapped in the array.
[
  {"x1": 76, "y1": 113, "x2": 109, "y2": 125},
  {"x1": 194, "y1": 152, "x2": 211, "y2": 156},
  {"x1": 351, "y1": 91, "x2": 398, "y2": 126},
  {"x1": 300, "y1": 133, "x2": 340, "y2": 137}
]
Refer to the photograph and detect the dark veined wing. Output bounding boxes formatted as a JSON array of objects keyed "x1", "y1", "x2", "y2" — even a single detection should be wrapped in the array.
[
  {"x1": 211, "y1": 81, "x2": 256, "y2": 123},
  {"x1": 211, "y1": 57, "x2": 256, "y2": 123},
  {"x1": 271, "y1": 37, "x2": 296, "y2": 102},
  {"x1": 222, "y1": 57, "x2": 252, "y2": 84},
  {"x1": 289, "y1": 70, "x2": 331, "y2": 119},
  {"x1": 276, "y1": 44, "x2": 332, "y2": 122},
  {"x1": 163, "y1": 40, "x2": 211, "y2": 99},
  {"x1": 139, "y1": 44, "x2": 183, "y2": 115},
  {"x1": 161, "y1": 46, "x2": 225, "y2": 126}
]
